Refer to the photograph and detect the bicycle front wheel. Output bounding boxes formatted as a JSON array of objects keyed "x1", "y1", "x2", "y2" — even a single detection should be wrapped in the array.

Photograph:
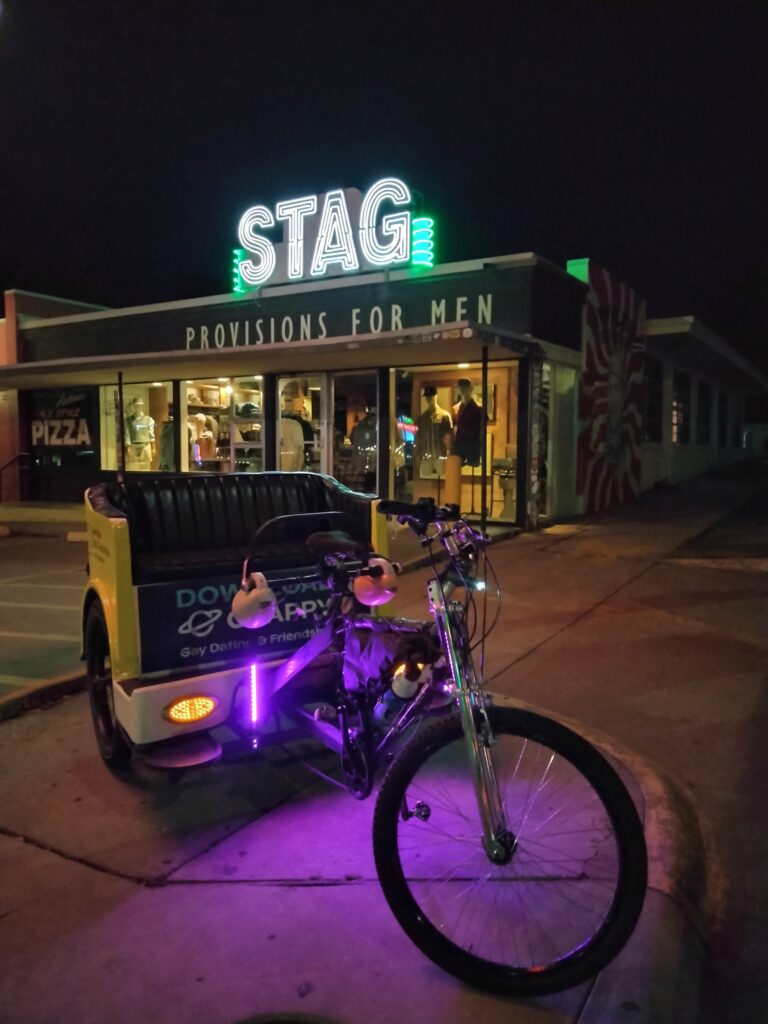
[{"x1": 373, "y1": 706, "x2": 647, "y2": 996}]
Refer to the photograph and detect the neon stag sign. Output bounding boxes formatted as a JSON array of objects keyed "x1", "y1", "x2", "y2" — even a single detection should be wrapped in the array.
[{"x1": 233, "y1": 177, "x2": 435, "y2": 291}]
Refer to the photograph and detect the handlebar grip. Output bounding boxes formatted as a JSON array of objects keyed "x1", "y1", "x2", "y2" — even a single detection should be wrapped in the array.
[
  {"x1": 378, "y1": 498, "x2": 460, "y2": 523},
  {"x1": 378, "y1": 498, "x2": 435, "y2": 517}
]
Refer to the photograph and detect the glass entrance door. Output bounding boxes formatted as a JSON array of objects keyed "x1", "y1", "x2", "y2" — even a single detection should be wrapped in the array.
[
  {"x1": 330, "y1": 371, "x2": 379, "y2": 493},
  {"x1": 275, "y1": 372, "x2": 380, "y2": 492},
  {"x1": 276, "y1": 375, "x2": 326, "y2": 473}
]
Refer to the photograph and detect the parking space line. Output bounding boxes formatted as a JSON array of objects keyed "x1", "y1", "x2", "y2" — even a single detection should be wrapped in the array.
[
  {"x1": 0, "y1": 630, "x2": 78, "y2": 642},
  {"x1": 4, "y1": 583, "x2": 83, "y2": 591},
  {"x1": 2, "y1": 570, "x2": 85, "y2": 585},
  {"x1": 0, "y1": 674, "x2": 47, "y2": 686},
  {"x1": 0, "y1": 601, "x2": 80, "y2": 611}
]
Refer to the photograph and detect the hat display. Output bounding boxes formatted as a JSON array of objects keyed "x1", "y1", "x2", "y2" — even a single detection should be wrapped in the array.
[{"x1": 423, "y1": 385, "x2": 437, "y2": 397}]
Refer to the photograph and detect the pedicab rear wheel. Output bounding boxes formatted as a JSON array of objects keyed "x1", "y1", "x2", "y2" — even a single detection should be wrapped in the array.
[{"x1": 85, "y1": 602, "x2": 132, "y2": 768}]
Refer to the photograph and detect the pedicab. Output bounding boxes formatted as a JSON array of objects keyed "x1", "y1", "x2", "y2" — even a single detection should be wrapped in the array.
[{"x1": 82, "y1": 470, "x2": 647, "y2": 997}]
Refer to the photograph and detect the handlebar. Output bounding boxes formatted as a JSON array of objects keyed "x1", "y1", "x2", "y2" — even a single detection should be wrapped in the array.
[{"x1": 378, "y1": 498, "x2": 460, "y2": 524}]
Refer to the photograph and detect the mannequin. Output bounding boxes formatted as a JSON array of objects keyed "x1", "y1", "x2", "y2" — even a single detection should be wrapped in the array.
[
  {"x1": 415, "y1": 386, "x2": 453, "y2": 479},
  {"x1": 452, "y1": 377, "x2": 482, "y2": 467},
  {"x1": 279, "y1": 388, "x2": 305, "y2": 470},
  {"x1": 125, "y1": 397, "x2": 155, "y2": 467}
]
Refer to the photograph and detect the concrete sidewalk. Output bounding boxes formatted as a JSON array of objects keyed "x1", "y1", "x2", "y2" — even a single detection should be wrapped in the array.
[
  {"x1": 0, "y1": 500, "x2": 86, "y2": 540},
  {"x1": 1, "y1": 464, "x2": 766, "y2": 1023}
]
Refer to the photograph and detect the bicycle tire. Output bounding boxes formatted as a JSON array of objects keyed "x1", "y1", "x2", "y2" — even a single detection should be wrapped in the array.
[{"x1": 373, "y1": 705, "x2": 647, "y2": 996}]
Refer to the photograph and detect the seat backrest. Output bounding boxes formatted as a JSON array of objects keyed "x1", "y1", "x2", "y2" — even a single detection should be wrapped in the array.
[{"x1": 104, "y1": 472, "x2": 369, "y2": 555}]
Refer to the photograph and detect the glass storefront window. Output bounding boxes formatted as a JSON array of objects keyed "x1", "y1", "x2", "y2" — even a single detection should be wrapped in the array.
[
  {"x1": 182, "y1": 377, "x2": 233, "y2": 472},
  {"x1": 99, "y1": 381, "x2": 174, "y2": 472},
  {"x1": 391, "y1": 361, "x2": 519, "y2": 521}
]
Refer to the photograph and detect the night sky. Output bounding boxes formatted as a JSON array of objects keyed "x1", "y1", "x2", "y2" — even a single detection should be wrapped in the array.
[{"x1": 1, "y1": 1, "x2": 767, "y2": 369}]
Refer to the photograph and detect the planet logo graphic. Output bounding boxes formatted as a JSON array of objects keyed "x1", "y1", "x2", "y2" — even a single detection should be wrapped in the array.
[{"x1": 178, "y1": 609, "x2": 223, "y2": 639}]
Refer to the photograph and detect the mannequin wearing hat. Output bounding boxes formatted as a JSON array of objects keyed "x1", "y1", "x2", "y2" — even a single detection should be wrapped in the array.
[
  {"x1": 125, "y1": 397, "x2": 155, "y2": 467},
  {"x1": 453, "y1": 377, "x2": 482, "y2": 467},
  {"x1": 415, "y1": 385, "x2": 453, "y2": 479}
]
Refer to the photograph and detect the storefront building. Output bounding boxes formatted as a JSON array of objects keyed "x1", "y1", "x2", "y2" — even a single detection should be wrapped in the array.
[{"x1": 1, "y1": 179, "x2": 765, "y2": 524}]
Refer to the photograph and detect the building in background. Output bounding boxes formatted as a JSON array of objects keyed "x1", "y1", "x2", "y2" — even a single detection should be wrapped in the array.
[{"x1": 1, "y1": 252, "x2": 765, "y2": 525}]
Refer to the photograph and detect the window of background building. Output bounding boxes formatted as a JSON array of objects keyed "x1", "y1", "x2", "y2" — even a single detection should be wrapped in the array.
[
  {"x1": 672, "y1": 370, "x2": 691, "y2": 444},
  {"x1": 644, "y1": 358, "x2": 663, "y2": 443},
  {"x1": 731, "y1": 396, "x2": 742, "y2": 448},
  {"x1": 696, "y1": 380, "x2": 712, "y2": 446},
  {"x1": 718, "y1": 389, "x2": 729, "y2": 447}
]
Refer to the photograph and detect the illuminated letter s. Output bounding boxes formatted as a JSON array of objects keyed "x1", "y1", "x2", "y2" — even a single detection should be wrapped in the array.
[
  {"x1": 359, "y1": 177, "x2": 411, "y2": 266},
  {"x1": 238, "y1": 206, "x2": 277, "y2": 286}
]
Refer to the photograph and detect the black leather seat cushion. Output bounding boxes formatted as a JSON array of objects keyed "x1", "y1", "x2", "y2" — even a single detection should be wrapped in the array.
[{"x1": 89, "y1": 472, "x2": 372, "y2": 585}]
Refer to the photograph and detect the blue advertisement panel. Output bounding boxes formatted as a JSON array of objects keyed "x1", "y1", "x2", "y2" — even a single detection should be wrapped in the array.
[{"x1": 137, "y1": 569, "x2": 329, "y2": 674}]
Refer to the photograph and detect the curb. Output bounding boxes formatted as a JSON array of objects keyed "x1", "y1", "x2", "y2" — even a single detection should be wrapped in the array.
[
  {"x1": 0, "y1": 671, "x2": 86, "y2": 722},
  {"x1": 0, "y1": 523, "x2": 85, "y2": 540}
]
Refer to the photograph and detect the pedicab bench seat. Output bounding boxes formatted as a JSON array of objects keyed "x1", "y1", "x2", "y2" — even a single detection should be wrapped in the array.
[{"x1": 86, "y1": 472, "x2": 374, "y2": 585}]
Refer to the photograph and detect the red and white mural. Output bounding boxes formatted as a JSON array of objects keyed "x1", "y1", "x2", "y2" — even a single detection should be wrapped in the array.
[{"x1": 576, "y1": 263, "x2": 646, "y2": 512}]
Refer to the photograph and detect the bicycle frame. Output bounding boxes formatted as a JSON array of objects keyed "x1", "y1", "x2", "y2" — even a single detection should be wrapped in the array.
[{"x1": 418, "y1": 520, "x2": 512, "y2": 863}]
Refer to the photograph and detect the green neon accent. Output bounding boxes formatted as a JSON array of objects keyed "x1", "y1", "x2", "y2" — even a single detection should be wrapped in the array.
[
  {"x1": 232, "y1": 248, "x2": 247, "y2": 294},
  {"x1": 566, "y1": 258, "x2": 590, "y2": 284},
  {"x1": 411, "y1": 216, "x2": 435, "y2": 270}
]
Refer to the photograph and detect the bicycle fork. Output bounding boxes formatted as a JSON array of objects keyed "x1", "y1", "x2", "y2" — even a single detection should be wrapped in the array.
[{"x1": 427, "y1": 580, "x2": 516, "y2": 865}]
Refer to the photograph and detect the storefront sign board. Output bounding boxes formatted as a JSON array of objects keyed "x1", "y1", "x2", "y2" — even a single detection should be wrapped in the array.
[
  {"x1": 23, "y1": 263, "x2": 585, "y2": 362},
  {"x1": 28, "y1": 388, "x2": 99, "y2": 450}
]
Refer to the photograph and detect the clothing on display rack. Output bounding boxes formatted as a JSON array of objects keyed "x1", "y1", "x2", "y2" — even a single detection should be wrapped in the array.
[{"x1": 190, "y1": 412, "x2": 217, "y2": 461}]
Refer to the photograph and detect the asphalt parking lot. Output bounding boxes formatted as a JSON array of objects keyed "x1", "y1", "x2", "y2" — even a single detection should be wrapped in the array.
[{"x1": 0, "y1": 536, "x2": 86, "y2": 696}]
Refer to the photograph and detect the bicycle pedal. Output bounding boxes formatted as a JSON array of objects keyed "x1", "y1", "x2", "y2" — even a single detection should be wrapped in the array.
[{"x1": 313, "y1": 704, "x2": 337, "y2": 722}]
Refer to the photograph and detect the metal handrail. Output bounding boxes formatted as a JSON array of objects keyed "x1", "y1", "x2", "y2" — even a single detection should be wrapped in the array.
[{"x1": 0, "y1": 451, "x2": 29, "y2": 503}]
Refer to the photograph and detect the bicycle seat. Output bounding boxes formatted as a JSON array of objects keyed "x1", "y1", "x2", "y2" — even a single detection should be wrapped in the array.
[{"x1": 306, "y1": 531, "x2": 365, "y2": 560}]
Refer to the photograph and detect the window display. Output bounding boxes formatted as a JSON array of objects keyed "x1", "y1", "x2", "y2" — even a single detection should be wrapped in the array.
[
  {"x1": 99, "y1": 381, "x2": 173, "y2": 472},
  {"x1": 389, "y1": 362, "x2": 519, "y2": 521},
  {"x1": 182, "y1": 376, "x2": 264, "y2": 472}
]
